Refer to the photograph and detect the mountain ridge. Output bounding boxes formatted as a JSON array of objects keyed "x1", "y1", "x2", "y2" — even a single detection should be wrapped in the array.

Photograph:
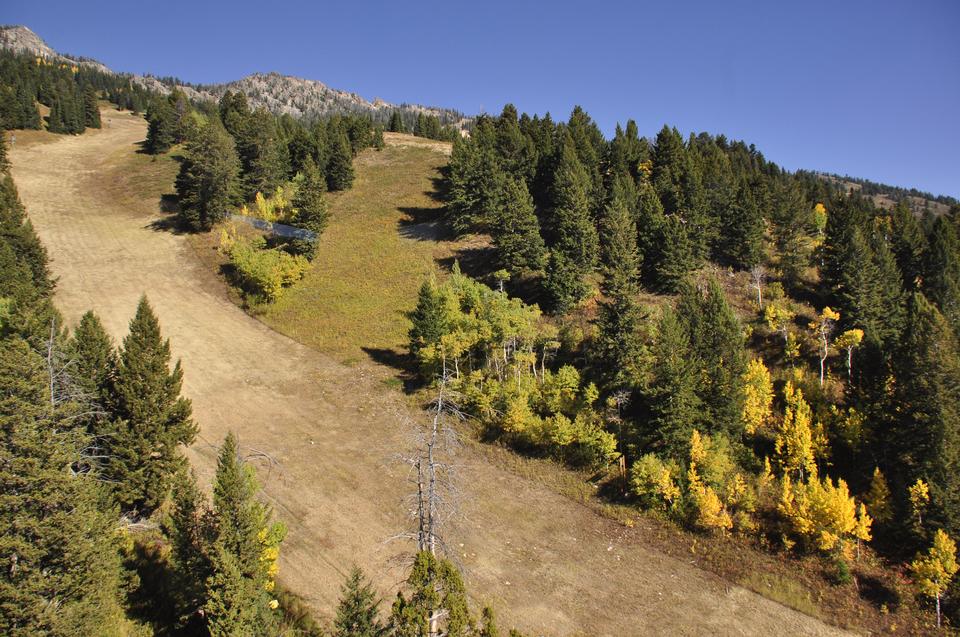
[{"x1": 0, "y1": 25, "x2": 469, "y2": 127}]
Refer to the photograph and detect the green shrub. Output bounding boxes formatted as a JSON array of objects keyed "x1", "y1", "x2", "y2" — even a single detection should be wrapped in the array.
[{"x1": 228, "y1": 236, "x2": 308, "y2": 302}]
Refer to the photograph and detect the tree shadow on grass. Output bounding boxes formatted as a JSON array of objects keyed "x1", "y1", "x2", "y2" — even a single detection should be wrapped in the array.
[
  {"x1": 397, "y1": 206, "x2": 454, "y2": 242},
  {"x1": 361, "y1": 346, "x2": 424, "y2": 393},
  {"x1": 856, "y1": 572, "x2": 901, "y2": 612}
]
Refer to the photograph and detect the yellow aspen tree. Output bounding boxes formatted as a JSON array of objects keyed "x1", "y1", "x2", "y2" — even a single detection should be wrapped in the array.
[
  {"x1": 834, "y1": 329, "x2": 864, "y2": 380},
  {"x1": 774, "y1": 382, "x2": 817, "y2": 482},
  {"x1": 911, "y1": 529, "x2": 959, "y2": 628},
  {"x1": 854, "y1": 503, "x2": 872, "y2": 561},
  {"x1": 764, "y1": 301, "x2": 795, "y2": 348},
  {"x1": 781, "y1": 475, "x2": 865, "y2": 557},
  {"x1": 742, "y1": 358, "x2": 774, "y2": 435},
  {"x1": 687, "y1": 430, "x2": 732, "y2": 533},
  {"x1": 909, "y1": 478, "x2": 931, "y2": 529},
  {"x1": 863, "y1": 467, "x2": 893, "y2": 525},
  {"x1": 809, "y1": 306, "x2": 840, "y2": 387}
]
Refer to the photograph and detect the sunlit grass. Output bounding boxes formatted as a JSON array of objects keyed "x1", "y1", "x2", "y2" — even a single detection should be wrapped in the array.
[{"x1": 254, "y1": 143, "x2": 470, "y2": 359}]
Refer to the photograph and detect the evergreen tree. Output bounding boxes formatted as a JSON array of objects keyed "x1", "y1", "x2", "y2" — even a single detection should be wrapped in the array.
[
  {"x1": 388, "y1": 110, "x2": 406, "y2": 133},
  {"x1": 47, "y1": 96, "x2": 66, "y2": 134},
  {"x1": 15, "y1": 82, "x2": 40, "y2": 129},
  {"x1": 770, "y1": 180, "x2": 812, "y2": 290},
  {"x1": 718, "y1": 177, "x2": 764, "y2": 269},
  {"x1": 166, "y1": 469, "x2": 215, "y2": 632},
  {"x1": 390, "y1": 551, "x2": 471, "y2": 637},
  {"x1": 892, "y1": 294, "x2": 960, "y2": 536},
  {"x1": 543, "y1": 249, "x2": 591, "y2": 314},
  {"x1": 641, "y1": 307, "x2": 702, "y2": 460},
  {"x1": 925, "y1": 216, "x2": 960, "y2": 333},
  {"x1": 175, "y1": 120, "x2": 241, "y2": 231},
  {"x1": 678, "y1": 279, "x2": 747, "y2": 440},
  {"x1": 542, "y1": 134, "x2": 598, "y2": 310},
  {"x1": 334, "y1": 567, "x2": 384, "y2": 637},
  {"x1": 835, "y1": 228, "x2": 904, "y2": 348},
  {"x1": 446, "y1": 119, "x2": 505, "y2": 235},
  {"x1": 0, "y1": 337, "x2": 125, "y2": 636},
  {"x1": 69, "y1": 310, "x2": 116, "y2": 406},
  {"x1": 82, "y1": 85, "x2": 100, "y2": 129},
  {"x1": 105, "y1": 296, "x2": 196, "y2": 514},
  {"x1": 593, "y1": 193, "x2": 645, "y2": 390},
  {"x1": 650, "y1": 125, "x2": 707, "y2": 258},
  {"x1": 494, "y1": 104, "x2": 536, "y2": 183},
  {"x1": 409, "y1": 278, "x2": 450, "y2": 358},
  {"x1": 237, "y1": 109, "x2": 287, "y2": 199},
  {"x1": 145, "y1": 96, "x2": 177, "y2": 154},
  {"x1": 205, "y1": 432, "x2": 285, "y2": 637},
  {"x1": 651, "y1": 215, "x2": 696, "y2": 293},
  {"x1": 0, "y1": 174, "x2": 52, "y2": 301},
  {"x1": 289, "y1": 155, "x2": 329, "y2": 259},
  {"x1": 490, "y1": 176, "x2": 545, "y2": 275},
  {"x1": 326, "y1": 128, "x2": 355, "y2": 191},
  {"x1": 890, "y1": 199, "x2": 926, "y2": 290}
]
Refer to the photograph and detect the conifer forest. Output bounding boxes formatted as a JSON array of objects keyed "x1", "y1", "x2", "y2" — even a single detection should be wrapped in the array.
[{"x1": 0, "y1": 13, "x2": 958, "y2": 637}]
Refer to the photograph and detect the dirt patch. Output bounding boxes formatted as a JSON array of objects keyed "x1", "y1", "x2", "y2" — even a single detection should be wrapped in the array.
[{"x1": 9, "y1": 109, "x2": 850, "y2": 637}]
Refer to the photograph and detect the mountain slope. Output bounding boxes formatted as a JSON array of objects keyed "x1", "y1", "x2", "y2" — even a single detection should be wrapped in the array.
[
  {"x1": 0, "y1": 25, "x2": 468, "y2": 127},
  {"x1": 6, "y1": 108, "x2": 848, "y2": 637}
]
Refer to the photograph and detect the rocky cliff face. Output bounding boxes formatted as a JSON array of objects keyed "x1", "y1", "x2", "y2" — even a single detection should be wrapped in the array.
[{"x1": 0, "y1": 25, "x2": 469, "y2": 127}]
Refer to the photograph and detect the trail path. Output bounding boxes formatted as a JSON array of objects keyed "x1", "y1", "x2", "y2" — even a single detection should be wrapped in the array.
[{"x1": 10, "y1": 110, "x2": 849, "y2": 636}]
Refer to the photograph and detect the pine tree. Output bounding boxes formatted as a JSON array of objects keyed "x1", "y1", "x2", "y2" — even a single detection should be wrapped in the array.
[
  {"x1": 893, "y1": 294, "x2": 960, "y2": 535},
  {"x1": 642, "y1": 307, "x2": 702, "y2": 460},
  {"x1": 491, "y1": 176, "x2": 545, "y2": 275},
  {"x1": 0, "y1": 337, "x2": 125, "y2": 636},
  {"x1": 326, "y1": 128, "x2": 355, "y2": 191},
  {"x1": 236, "y1": 109, "x2": 287, "y2": 199},
  {"x1": 409, "y1": 277, "x2": 451, "y2": 362},
  {"x1": 166, "y1": 469, "x2": 215, "y2": 631},
  {"x1": 652, "y1": 215, "x2": 696, "y2": 293},
  {"x1": 175, "y1": 120, "x2": 241, "y2": 231},
  {"x1": 546, "y1": 133, "x2": 599, "y2": 270},
  {"x1": 289, "y1": 155, "x2": 328, "y2": 259},
  {"x1": 542, "y1": 134, "x2": 598, "y2": 310},
  {"x1": 890, "y1": 199, "x2": 926, "y2": 290},
  {"x1": 205, "y1": 432, "x2": 286, "y2": 636},
  {"x1": 543, "y1": 249, "x2": 591, "y2": 314},
  {"x1": 82, "y1": 85, "x2": 100, "y2": 129},
  {"x1": 47, "y1": 96, "x2": 66, "y2": 133},
  {"x1": 388, "y1": 110, "x2": 406, "y2": 133},
  {"x1": 718, "y1": 177, "x2": 764, "y2": 269},
  {"x1": 69, "y1": 310, "x2": 116, "y2": 406},
  {"x1": 925, "y1": 216, "x2": 960, "y2": 333},
  {"x1": 106, "y1": 296, "x2": 196, "y2": 514},
  {"x1": 0, "y1": 174, "x2": 52, "y2": 301},
  {"x1": 15, "y1": 82, "x2": 40, "y2": 129},
  {"x1": 390, "y1": 551, "x2": 471, "y2": 637},
  {"x1": 333, "y1": 567, "x2": 384, "y2": 637},
  {"x1": 145, "y1": 96, "x2": 177, "y2": 153},
  {"x1": 593, "y1": 192, "x2": 645, "y2": 390},
  {"x1": 679, "y1": 279, "x2": 747, "y2": 440}
]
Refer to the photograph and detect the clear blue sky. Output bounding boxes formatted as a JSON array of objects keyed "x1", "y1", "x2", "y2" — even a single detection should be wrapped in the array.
[{"x1": 5, "y1": 0, "x2": 959, "y2": 197}]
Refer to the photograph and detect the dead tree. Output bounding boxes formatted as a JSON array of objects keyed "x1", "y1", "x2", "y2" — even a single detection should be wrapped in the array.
[
  {"x1": 394, "y1": 372, "x2": 465, "y2": 637},
  {"x1": 750, "y1": 264, "x2": 766, "y2": 309}
]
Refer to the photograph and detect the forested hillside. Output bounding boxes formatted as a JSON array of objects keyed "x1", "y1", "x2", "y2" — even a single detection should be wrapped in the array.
[
  {"x1": 1, "y1": 19, "x2": 959, "y2": 634},
  {"x1": 408, "y1": 104, "x2": 960, "y2": 629}
]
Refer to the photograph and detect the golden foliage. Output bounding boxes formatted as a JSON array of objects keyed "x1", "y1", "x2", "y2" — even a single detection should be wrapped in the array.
[
  {"x1": 742, "y1": 358, "x2": 774, "y2": 434},
  {"x1": 774, "y1": 382, "x2": 818, "y2": 482},
  {"x1": 779, "y1": 474, "x2": 869, "y2": 558},
  {"x1": 911, "y1": 529, "x2": 958, "y2": 602}
]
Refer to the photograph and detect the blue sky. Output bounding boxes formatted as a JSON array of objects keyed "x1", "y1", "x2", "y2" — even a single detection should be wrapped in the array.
[{"x1": 5, "y1": 0, "x2": 959, "y2": 197}]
